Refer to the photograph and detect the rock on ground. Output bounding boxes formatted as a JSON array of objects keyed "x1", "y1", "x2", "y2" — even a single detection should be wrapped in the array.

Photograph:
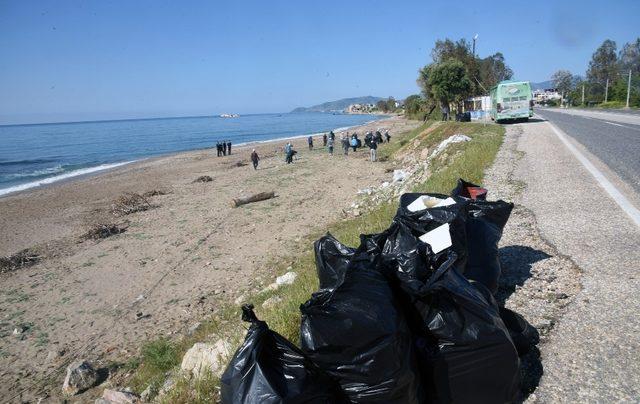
[
  {"x1": 275, "y1": 271, "x2": 297, "y2": 286},
  {"x1": 262, "y1": 295, "x2": 282, "y2": 308},
  {"x1": 180, "y1": 340, "x2": 231, "y2": 378},
  {"x1": 62, "y1": 360, "x2": 97, "y2": 396}
]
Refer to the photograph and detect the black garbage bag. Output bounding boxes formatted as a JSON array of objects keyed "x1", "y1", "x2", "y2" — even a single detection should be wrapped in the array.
[
  {"x1": 499, "y1": 307, "x2": 539, "y2": 356},
  {"x1": 380, "y1": 217, "x2": 520, "y2": 404},
  {"x1": 300, "y1": 242, "x2": 424, "y2": 404},
  {"x1": 314, "y1": 233, "x2": 356, "y2": 290},
  {"x1": 391, "y1": 193, "x2": 469, "y2": 282},
  {"x1": 451, "y1": 179, "x2": 514, "y2": 294},
  {"x1": 220, "y1": 305, "x2": 346, "y2": 404}
]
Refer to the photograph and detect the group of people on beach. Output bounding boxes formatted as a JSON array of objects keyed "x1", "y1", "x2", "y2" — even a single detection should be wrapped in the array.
[
  {"x1": 246, "y1": 127, "x2": 391, "y2": 170},
  {"x1": 216, "y1": 140, "x2": 232, "y2": 157}
]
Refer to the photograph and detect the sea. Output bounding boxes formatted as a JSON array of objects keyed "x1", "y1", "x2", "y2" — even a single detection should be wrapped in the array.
[{"x1": 0, "y1": 112, "x2": 387, "y2": 196}]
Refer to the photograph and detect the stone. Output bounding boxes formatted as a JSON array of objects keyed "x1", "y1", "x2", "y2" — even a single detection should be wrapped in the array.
[
  {"x1": 100, "y1": 389, "x2": 140, "y2": 403},
  {"x1": 262, "y1": 295, "x2": 282, "y2": 308},
  {"x1": 259, "y1": 282, "x2": 279, "y2": 294},
  {"x1": 62, "y1": 360, "x2": 97, "y2": 396},
  {"x1": 276, "y1": 272, "x2": 297, "y2": 286},
  {"x1": 234, "y1": 294, "x2": 247, "y2": 305},
  {"x1": 180, "y1": 340, "x2": 231, "y2": 379},
  {"x1": 420, "y1": 147, "x2": 430, "y2": 160},
  {"x1": 392, "y1": 169, "x2": 408, "y2": 183},
  {"x1": 187, "y1": 322, "x2": 201, "y2": 336}
]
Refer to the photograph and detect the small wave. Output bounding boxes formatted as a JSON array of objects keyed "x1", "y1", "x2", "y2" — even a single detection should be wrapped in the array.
[
  {"x1": 0, "y1": 161, "x2": 136, "y2": 197},
  {"x1": 3, "y1": 165, "x2": 65, "y2": 179}
]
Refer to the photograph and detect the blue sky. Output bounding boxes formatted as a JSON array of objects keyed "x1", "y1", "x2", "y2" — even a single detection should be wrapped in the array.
[{"x1": 1, "y1": 0, "x2": 638, "y2": 124}]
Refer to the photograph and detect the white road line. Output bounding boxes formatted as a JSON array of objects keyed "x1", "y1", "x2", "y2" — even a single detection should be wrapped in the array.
[
  {"x1": 604, "y1": 121, "x2": 625, "y2": 127},
  {"x1": 543, "y1": 119, "x2": 640, "y2": 227}
]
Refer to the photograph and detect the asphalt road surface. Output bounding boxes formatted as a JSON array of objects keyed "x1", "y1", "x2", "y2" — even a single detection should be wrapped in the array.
[{"x1": 535, "y1": 108, "x2": 640, "y2": 196}]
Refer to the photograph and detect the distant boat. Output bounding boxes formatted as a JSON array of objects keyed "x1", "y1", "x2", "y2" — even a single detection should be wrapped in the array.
[{"x1": 219, "y1": 113, "x2": 240, "y2": 118}]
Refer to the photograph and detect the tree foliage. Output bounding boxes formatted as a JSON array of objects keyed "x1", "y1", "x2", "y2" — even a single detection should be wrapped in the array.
[
  {"x1": 552, "y1": 70, "x2": 573, "y2": 96},
  {"x1": 619, "y1": 38, "x2": 640, "y2": 75},
  {"x1": 586, "y1": 39, "x2": 618, "y2": 86}
]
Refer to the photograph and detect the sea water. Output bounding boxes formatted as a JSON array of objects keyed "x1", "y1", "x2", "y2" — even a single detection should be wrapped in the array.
[{"x1": 0, "y1": 113, "x2": 387, "y2": 196}]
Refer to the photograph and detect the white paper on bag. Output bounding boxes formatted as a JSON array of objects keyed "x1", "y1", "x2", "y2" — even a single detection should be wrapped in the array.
[
  {"x1": 407, "y1": 196, "x2": 456, "y2": 212},
  {"x1": 419, "y1": 223, "x2": 452, "y2": 254}
]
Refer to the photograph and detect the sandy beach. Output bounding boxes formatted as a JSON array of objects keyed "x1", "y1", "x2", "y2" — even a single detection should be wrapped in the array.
[{"x1": 0, "y1": 116, "x2": 420, "y2": 401}]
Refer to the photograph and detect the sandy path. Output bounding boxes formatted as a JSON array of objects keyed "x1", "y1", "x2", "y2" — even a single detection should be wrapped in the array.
[{"x1": 0, "y1": 117, "x2": 419, "y2": 402}]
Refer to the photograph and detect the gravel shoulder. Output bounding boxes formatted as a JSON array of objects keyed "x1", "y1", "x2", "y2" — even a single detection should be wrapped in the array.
[{"x1": 486, "y1": 118, "x2": 640, "y2": 402}]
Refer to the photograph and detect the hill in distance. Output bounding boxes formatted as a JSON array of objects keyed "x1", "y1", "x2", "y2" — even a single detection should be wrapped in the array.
[{"x1": 291, "y1": 96, "x2": 385, "y2": 113}]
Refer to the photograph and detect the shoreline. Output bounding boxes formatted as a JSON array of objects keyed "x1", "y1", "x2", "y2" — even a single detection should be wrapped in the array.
[{"x1": 0, "y1": 115, "x2": 392, "y2": 199}]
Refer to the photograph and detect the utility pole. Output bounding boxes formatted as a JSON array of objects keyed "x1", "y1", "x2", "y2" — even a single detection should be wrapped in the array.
[
  {"x1": 626, "y1": 70, "x2": 632, "y2": 109},
  {"x1": 581, "y1": 84, "x2": 585, "y2": 106},
  {"x1": 604, "y1": 77, "x2": 609, "y2": 103}
]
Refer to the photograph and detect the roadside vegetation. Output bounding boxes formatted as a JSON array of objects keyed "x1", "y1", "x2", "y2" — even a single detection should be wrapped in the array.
[{"x1": 126, "y1": 120, "x2": 505, "y2": 403}]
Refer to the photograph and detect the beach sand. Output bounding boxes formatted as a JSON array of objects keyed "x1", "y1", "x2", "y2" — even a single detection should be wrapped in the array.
[{"x1": 0, "y1": 116, "x2": 420, "y2": 401}]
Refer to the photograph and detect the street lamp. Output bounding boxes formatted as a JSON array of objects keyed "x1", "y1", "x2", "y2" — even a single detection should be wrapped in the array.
[{"x1": 472, "y1": 34, "x2": 478, "y2": 57}]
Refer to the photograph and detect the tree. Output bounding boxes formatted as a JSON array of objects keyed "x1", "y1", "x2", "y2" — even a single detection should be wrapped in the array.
[
  {"x1": 478, "y1": 53, "x2": 513, "y2": 90},
  {"x1": 586, "y1": 39, "x2": 618, "y2": 88},
  {"x1": 376, "y1": 100, "x2": 388, "y2": 112},
  {"x1": 386, "y1": 97, "x2": 396, "y2": 112},
  {"x1": 420, "y1": 60, "x2": 472, "y2": 108},
  {"x1": 619, "y1": 38, "x2": 640, "y2": 75},
  {"x1": 552, "y1": 70, "x2": 574, "y2": 97}
]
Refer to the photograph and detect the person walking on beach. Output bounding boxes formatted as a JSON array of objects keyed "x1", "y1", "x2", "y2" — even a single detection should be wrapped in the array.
[
  {"x1": 250, "y1": 149, "x2": 260, "y2": 170},
  {"x1": 323, "y1": 133, "x2": 327, "y2": 147},
  {"x1": 216, "y1": 141, "x2": 222, "y2": 157},
  {"x1": 327, "y1": 136, "x2": 334, "y2": 156},
  {"x1": 341, "y1": 134, "x2": 349, "y2": 156},
  {"x1": 350, "y1": 134, "x2": 358, "y2": 152},
  {"x1": 227, "y1": 141, "x2": 232, "y2": 155},
  {"x1": 222, "y1": 141, "x2": 227, "y2": 156},
  {"x1": 284, "y1": 142, "x2": 293, "y2": 164},
  {"x1": 329, "y1": 131, "x2": 335, "y2": 141},
  {"x1": 368, "y1": 136, "x2": 378, "y2": 162},
  {"x1": 308, "y1": 136, "x2": 314, "y2": 150},
  {"x1": 384, "y1": 130, "x2": 391, "y2": 143}
]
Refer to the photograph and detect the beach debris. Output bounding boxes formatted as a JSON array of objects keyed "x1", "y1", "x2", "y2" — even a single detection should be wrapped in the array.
[
  {"x1": 262, "y1": 295, "x2": 282, "y2": 308},
  {"x1": 276, "y1": 271, "x2": 298, "y2": 286},
  {"x1": 232, "y1": 160, "x2": 248, "y2": 167},
  {"x1": 0, "y1": 248, "x2": 40, "y2": 273},
  {"x1": 392, "y1": 169, "x2": 408, "y2": 183},
  {"x1": 181, "y1": 340, "x2": 232, "y2": 379},
  {"x1": 83, "y1": 223, "x2": 128, "y2": 240},
  {"x1": 111, "y1": 193, "x2": 152, "y2": 216},
  {"x1": 232, "y1": 191, "x2": 276, "y2": 208},
  {"x1": 142, "y1": 188, "x2": 169, "y2": 198},
  {"x1": 98, "y1": 389, "x2": 140, "y2": 403},
  {"x1": 357, "y1": 188, "x2": 374, "y2": 195},
  {"x1": 134, "y1": 312, "x2": 151, "y2": 321},
  {"x1": 193, "y1": 175, "x2": 213, "y2": 183},
  {"x1": 62, "y1": 360, "x2": 97, "y2": 396},
  {"x1": 431, "y1": 134, "x2": 471, "y2": 158}
]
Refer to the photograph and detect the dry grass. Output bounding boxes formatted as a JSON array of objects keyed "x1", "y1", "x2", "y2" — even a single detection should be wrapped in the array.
[
  {"x1": 111, "y1": 193, "x2": 153, "y2": 216},
  {"x1": 143, "y1": 189, "x2": 170, "y2": 198},
  {"x1": 82, "y1": 223, "x2": 128, "y2": 240},
  {"x1": 192, "y1": 175, "x2": 213, "y2": 183},
  {"x1": 0, "y1": 248, "x2": 41, "y2": 273}
]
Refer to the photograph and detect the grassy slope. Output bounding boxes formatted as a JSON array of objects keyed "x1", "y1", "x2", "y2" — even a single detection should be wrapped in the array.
[{"x1": 129, "y1": 120, "x2": 505, "y2": 402}]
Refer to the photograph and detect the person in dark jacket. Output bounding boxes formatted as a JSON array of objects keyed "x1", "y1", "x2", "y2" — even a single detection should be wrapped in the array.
[
  {"x1": 368, "y1": 137, "x2": 378, "y2": 162},
  {"x1": 250, "y1": 149, "x2": 260, "y2": 169},
  {"x1": 308, "y1": 136, "x2": 314, "y2": 150},
  {"x1": 216, "y1": 141, "x2": 222, "y2": 157},
  {"x1": 227, "y1": 141, "x2": 232, "y2": 155},
  {"x1": 384, "y1": 131, "x2": 391, "y2": 143},
  {"x1": 323, "y1": 133, "x2": 327, "y2": 146},
  {"x1": 222, "y1": 141, "x2": 227, "y2": 156}
]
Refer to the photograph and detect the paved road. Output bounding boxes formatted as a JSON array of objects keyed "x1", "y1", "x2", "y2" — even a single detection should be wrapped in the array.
[
  {"x1": 496, "y1": 119, "x2": 640, "y2": 402},
  {"x1": 535, "y1": 108, "x2": 640, "y2": 195}
]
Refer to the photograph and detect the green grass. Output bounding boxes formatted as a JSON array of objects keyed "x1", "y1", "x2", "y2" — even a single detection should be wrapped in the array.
[{"x1": 128, "y1": 120, "x2": 505, "y2": 401}]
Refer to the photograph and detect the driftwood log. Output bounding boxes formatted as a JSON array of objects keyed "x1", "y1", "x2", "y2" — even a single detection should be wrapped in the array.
[{"x1": 232, "y1": 191, "x2": 276, "y2": 207}]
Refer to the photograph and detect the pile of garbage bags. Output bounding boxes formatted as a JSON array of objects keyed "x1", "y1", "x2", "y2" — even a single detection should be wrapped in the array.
[{"x1": 221, "y1": 179, "x2": 537, "y2": 403}]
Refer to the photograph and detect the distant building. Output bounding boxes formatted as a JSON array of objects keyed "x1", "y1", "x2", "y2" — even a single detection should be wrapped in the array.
[
  {"x1": 533, "y1": 88, "x2": 561, "y2": 104},
  {"x1": 344, "y1": 103, "x2": 376, "y2": 114}
]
